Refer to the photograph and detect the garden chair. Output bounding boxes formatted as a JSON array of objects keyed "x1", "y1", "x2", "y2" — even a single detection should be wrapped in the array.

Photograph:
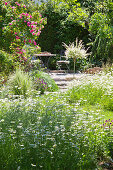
[{"x1": 56, "y1": 50, "x2": 70, "y2": 72}]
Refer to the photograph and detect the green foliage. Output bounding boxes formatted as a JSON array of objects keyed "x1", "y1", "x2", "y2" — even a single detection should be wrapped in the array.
[
  {"x1": 0, "y1": 50, "x2": 14, "y2": 74},
  {"x1": 6, "y1": 69, "x2": 33, "y2": 97},
  {"x1": 38, "y1": 1, "x2": 89, "y2": 54},
  {"x1": 88, "y1": 1, "x2": 113, "y2": 64},
  {"x1": 32, "y1": 70, "x2": 59, "y2": 92},
  {"x1": 66, "y1": 83, "x2": 105, "y2": 105}
]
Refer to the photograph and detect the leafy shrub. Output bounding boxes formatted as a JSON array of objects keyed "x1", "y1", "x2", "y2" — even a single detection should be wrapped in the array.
[
  {"x1": 6, "y1": 69, "x2": 33, "y2": 97},
  {"x1": 0, "y1": 50, "x2": 13, "y2": 74},
  {"x1": 34, "y1": 78, "x2": 48, "y2": 94},
  {"x1": 32, "y1": 70, "x2": 59, "y2": 92}
]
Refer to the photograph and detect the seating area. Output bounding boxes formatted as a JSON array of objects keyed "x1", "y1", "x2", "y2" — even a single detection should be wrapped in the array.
[{"x1": 56, "y1": 59, "x2": 70, "y2": 72}]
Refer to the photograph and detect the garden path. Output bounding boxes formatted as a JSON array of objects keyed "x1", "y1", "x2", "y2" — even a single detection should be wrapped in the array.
[{"x1": 48, "y1": 71, "x2": 89, "y2": 92}]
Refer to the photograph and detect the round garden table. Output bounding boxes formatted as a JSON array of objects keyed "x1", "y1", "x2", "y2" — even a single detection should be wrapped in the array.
[{"x1": 34, "y1": 52, "x2": 56, "y2": 68}]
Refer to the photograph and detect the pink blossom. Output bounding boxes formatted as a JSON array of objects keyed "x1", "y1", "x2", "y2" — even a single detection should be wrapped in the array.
[
  {"x1": 9, "y1": 23, "x2": 12, "y2": 25},
  {"x1": 31, "y1": 25, "x2": 36, "y2": 29},
  {"x1": 24, "y1": 20, "x2": 26, "y2": 23},
  {"x1": 27, "y1": 22, "x2": 31, "y2": 25},
  {"x1": 31, "y1": 21, "x2": 34, "y2": 24},
  {"x1": 22, "y1": 13, "x2": 26, "y2": 15},
  {"x1": 32, "y1": 33, "x2": 35, "y2": 35},
  {"x1": 17, "y1": 3, "x2": 20, "y2": 6},
  {"x1": 15, "y1": 2, "x2": 18, "y2": 4},
  {"x1": 36, "y1": 46, "x2": 39, "y2": 49},
  {"x1": 16, "y1": 48, "x2": 19, "y2": 50},
  {"x1": 17, "y1": 51, "x2": 23, "y2": 54},
  {"x1": 19, "y1": 16, "x2": 22, "y2": 19},
  {"x1": 28, "y1": 39, "x2": 32, "y2": 43},
  {"x1": 23, "y1": 5, "x2": 26, "y2": 8},
  {"x1": 24, "y1": 40, "x2": 26, "y2": 43},
  {"x1": 16, "y1": 36, "x2": 20, "y2": 39},
  {"x1": 36, "y1": 32, "x2": 40, "y2": 36},
  {"x1": 29, "y1": 15, "x2": 32, "y2": 19},
  {"x1": 15, "y1": 32, "x2": 17, "y2": 35},
  {"x1": 12, "y1": 20, "x2": 16, "y2": 22},
  {"x1": 12, "y1": 6, "x2": 16, "y2": 9},
  {"x1": 26, "y1": 13, "x2": 29, "y2": 17},
  {"x1": 35, "y1": 22, "x2": 37, "y2": 24},
  {"x1": 22, "y1": 49, "x2": 26, "y2": 52},
  {"x1": 33, "y1": 41, "x2": 37, "y2": 45},
  {"x1": 11, "y1": 17, "x2": 13, "y2": 19},
  {"x1": 5, "y1": 2, "x2": 8, "y2": 5},
  {"x1": 31, "y1": 25, "x2": 34, "y2": 28},
  {"x1": 30, "y1": 29, "x2": 34, "y2": 33}
]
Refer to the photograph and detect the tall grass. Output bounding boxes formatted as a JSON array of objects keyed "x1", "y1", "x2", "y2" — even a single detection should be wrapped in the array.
[
  {"x1": 7, "y1": 69, "x2": 33, "y2": 97},
  {"x1": 67, "y1": 72, "x2": 113, "y2": 110}
]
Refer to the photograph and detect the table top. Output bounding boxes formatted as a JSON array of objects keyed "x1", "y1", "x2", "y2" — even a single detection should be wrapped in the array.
[{"x1": 34, "y1": 53, "x2": 56, "y2": 57}]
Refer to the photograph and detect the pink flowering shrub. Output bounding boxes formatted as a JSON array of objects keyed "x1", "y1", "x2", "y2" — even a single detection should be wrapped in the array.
[{"x1": 1, "y1": 0, "x2": 46, "y2": 65}]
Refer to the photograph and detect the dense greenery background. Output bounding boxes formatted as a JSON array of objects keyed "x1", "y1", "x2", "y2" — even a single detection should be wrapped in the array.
[
  {"x1": 1, "y1": 0, "x2": 113, "y2": 69},
  {"x1": 37, "y1": 0, "x2": 113, "y2": 66}
]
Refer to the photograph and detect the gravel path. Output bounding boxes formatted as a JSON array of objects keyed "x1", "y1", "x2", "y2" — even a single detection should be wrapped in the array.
[{"x1": 49, "y1": 72, "x2": 90, "y2": 92}]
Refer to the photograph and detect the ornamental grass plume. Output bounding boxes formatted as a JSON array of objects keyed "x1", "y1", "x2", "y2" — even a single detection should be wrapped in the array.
[{"x1": 63, "y1": 38, "x2": 90, "y2": 73}]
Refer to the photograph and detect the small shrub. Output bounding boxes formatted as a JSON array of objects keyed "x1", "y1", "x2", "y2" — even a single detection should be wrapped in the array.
[
  {"x1": 32, "y1": 70, "x2": 59, "y2": 92},
  {"x1": 0, "y1": 50, "x2": 14, "y2": 74},
  {"x1": 63, "y1": 38, "x2": 90, "y2": 73},
  {"x1": 6, "y1": 69, "x2": 33, "y2": 97},
  {"x1": 34, "y1": 78, "x2": 48, "y2": 94}
]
